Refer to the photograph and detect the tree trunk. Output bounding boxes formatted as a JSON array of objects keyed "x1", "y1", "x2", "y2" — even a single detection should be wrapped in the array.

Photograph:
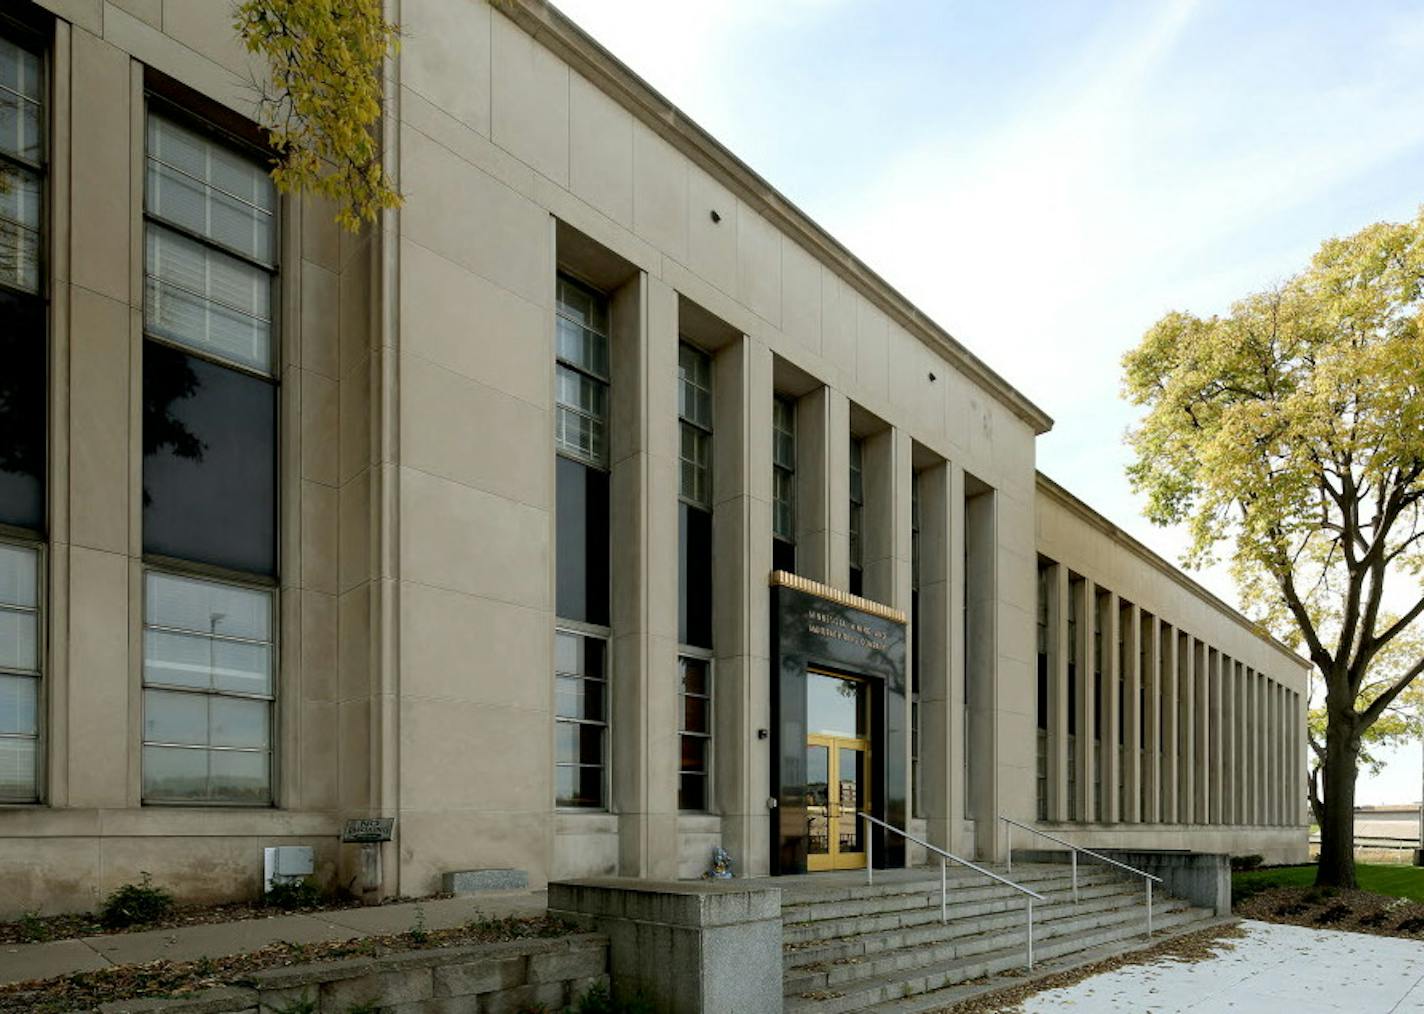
[{"x1": 1315, "y1": 719, "x2": 1359, "y2": 888}]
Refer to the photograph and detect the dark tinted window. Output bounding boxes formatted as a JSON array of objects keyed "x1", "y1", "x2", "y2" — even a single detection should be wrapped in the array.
[
  {"x1": 0, "y1": 291, "x2": 44, "y2": 530},
  {"x1": 772, "y1": 537, "x2": 796, "y2": 574},
  {"x1": 142, "y1": 341, "x2": 276, "y2": 575},
  {"x1": 678, "y1": 502, "x2": 712, "y2": 649},
  {"x1": 555, "y1": 455, "x2": 609, "y2": 625}
]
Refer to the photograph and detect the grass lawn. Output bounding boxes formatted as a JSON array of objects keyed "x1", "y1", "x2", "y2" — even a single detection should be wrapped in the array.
[{"x1": 1234, "y1": 863, "x2": 1424, "y2": 903}]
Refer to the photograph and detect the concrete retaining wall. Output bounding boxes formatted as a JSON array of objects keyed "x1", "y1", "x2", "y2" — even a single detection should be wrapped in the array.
[
  {"x1": 93, "y1": 933, "x2": 608, "y2": 1013},
  {"x1": 1016, "y1": 847, "x2": 1231, "y2": 916}
]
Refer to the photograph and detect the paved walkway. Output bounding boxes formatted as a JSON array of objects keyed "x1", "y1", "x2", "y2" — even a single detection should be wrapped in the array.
[
  {"x1": 0, "y1": 891, "x2": 547, "y2": 986},
  {"x1": 1018, "y1": 919, "x2": 1424, "y2": 1012}
]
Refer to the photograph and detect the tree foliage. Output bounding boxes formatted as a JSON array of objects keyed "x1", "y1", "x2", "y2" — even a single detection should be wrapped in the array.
[
  {"x1": 1123, "y1": 208, "x2": 1424, "y2": 886},
  {"x1": 235, "y1": 0, "x2": 401, "y2": 231}
]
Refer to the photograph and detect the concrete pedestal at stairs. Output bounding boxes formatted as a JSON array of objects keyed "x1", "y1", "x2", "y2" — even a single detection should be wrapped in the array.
[{"x1": 549, "y1": 878, "x2": 783, "y2": 1014}]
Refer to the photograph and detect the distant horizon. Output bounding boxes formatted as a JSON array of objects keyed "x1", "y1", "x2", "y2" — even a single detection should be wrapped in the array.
[{"x1": 553, "y1": 0, "x2": 1424, "y2": 807}]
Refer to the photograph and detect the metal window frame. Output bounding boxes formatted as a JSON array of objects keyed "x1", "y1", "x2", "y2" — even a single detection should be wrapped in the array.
[
  {"x1": 141, "y1": 102, "x2": 281, "y2": 380},
  {"x1": 554, "y1": 275, "x2": 611, "y2": 469},
  {"x1": 677, "y1": 648, "x2": 714, "y2": 813},
  {"x1": 0, "y1": 536, "x2": 44, "y2": 804},
  {"x1": 677, "y1": 340, "x2": 714, "y2": 509},
  {"x1": 139, "y1": 566, "x2": 277, "y2": 807},
  {"x1": 0, "y1": 19, "x2": 47, "y2": 302},
  {"x1": 554, "y1": 624, "x2": 611, "y2": 812}
]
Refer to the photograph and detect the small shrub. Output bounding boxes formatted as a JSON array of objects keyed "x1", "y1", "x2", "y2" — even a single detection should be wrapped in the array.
[
  {"x1": 1274, "y1": 900, "x2": 1308, "y2": 917},
  {"x1": 99, "y1": 873, "x2": 174, "y2": 929},
  {"x1": 265, "y1": 878, "x2": 325, "y2": 911},
  {"x1": 408, "y1": 903, "x2": 428, "y2": 944},
  {"x1": 18, "y1": 910, "x2": 47, "y2": 943},
  {"x1": 1396, "y1": 915, "x2": 1424, "y2": 934},
  {"x1": 1230, "y1": 854, "x2": 1264, "y2": 871},
  {"x1": 1358, "y1": 910, "x2": 1389, "y2": 927}
]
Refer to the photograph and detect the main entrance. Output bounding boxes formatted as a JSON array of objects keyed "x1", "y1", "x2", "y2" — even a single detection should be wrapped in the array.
[
  {"x1": 769, "y1": 571, "x2": 907, "y2": 875},
  {"x1": 805, "y1": 671, "x2": 871, "y2": 871}
]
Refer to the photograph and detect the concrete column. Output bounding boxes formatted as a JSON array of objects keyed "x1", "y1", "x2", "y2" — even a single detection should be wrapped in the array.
[
  {"x1": 1160, "y1": 624, "x2": 1178, "y2": 823},
  {"x1": 711, "y1": 336, "x2": 774, "y2": 876},
  {"x1": 1275, "y1": 683, "x2": 1285, "y2": 826},
  {"x1": 1142, "y1": 613, "x2": 1161, "y2": 823},
  {"x1": 947, "y1": 463, "x2": 968, "y2": 854},
  {"x1": 865, "y1": 426, "x2": 912, "y2": 817},
  {"x1": 609, "y1": 273, "x2": 680, "y2": 879},
  {"x1": 791, "y1": 387, "x2": 849, "y2": 586},
  {"x1": 1208, "y1": 649, "x2": 1223, "y2": 824},
  {"x1": 1250, "y1": 669, "x2": 1263, "y2": 824},
  {"x1": 919, "y1": 462, "x2": 955, "y2": 851},
  {"x1": 1194, "y1": 639, "x2": 1208, "y2": 824},
  {"x1": 1103, "y1": 592, "x2": 1121, "y2": 824},
  {"x1": 1178, "y1": 632, "x2": 1194, "y2": 824},
  {"x1": 1295, "y1": 690, "x2": 1305, "y2": 827},
  {"x1": 964, "y1": 481, "x2": 997, "y2": 855},
  {"x1": 1048, "y1": 564, "x2": 1070, "y2": 823},
  {"x1": 1123, "y1": 603, "x2": 1141, "y2": 823},
  {"x1": 863, "y1": 426, "x2": 909, "y2": 611},
  {"x1": 1074, "y1": 577, "x2": 1096, "y2": 823},
  {"x1": 1235, "y1": 661, "x2": 1247, "y2": 825},
  {"x1": 1220, "y1": 656, "x2": 1235, "y2": 825}
]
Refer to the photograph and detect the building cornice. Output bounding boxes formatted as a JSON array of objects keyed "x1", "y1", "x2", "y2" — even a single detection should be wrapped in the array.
[
  {"x1": 503, "y1": 0, "x2": 1055, "y2": 436},
  {"x1": 1036, "y1": 472, "x2": 1312, "y2": 670}
]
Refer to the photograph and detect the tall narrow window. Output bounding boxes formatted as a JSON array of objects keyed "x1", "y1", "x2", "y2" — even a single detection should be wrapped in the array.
[
  {"x1": 1036, "y1": 561, "x2": 1050, "y2": 821},
  {"x1": 771, "y1": 395, "x2": 796, "y2": 573},
  {"x1": 678, "y1": 656, "x2": 711, "y2": 811},
  {"x1": 142, "y1": 108, "x2": 278, "y2": 805},
  {"x1": 848, "y1": 436, "x2": 864, "y2": 596},
  {"x1": 910, "y1": 472, "x2": 922, "y2": 819},
  {"x1": 142, "y1": 571, "x2": 273, "y2": 803},
  {"x1": 554, "y1": 274, "x2": 611, "y2": 808},
  {"x1": 678, "y1": 342, "x2": 713, "y2": 649},
  {"x1": 0, "y1": 27, "x2": 46, "y2": 532},
  {"x1": 0, "y1": 542, "x2": 39, "y2": 801},
  {"x1": 1118, "y1": 601, "x2": 1128, "y2": 819},
  {"x1": 554, "y1": 274, "x2": 611, "y2": 627},
  {"x1": 555, "y1": 630, "x2": 606, "y2": 809}
]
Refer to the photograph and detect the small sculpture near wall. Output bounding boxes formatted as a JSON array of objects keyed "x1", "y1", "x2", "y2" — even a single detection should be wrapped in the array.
[{"x1": 703, "y1": 845, "x2": 734, "y2": 879}]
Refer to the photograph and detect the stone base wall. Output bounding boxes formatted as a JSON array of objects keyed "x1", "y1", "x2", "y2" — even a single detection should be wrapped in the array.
[{"x1": 93, "y1": 933, "x2": 608, "y2": 1014}]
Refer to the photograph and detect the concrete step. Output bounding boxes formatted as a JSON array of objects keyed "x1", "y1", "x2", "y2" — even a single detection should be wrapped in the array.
[
  {"x1": 782, "y1": 878, "x2": 1139, "y2": 946},
  {"x1": 784, "y1": 904, "x2": 1217, "y2": 1013},
  {"x1": 858, "y1": 914, "x2": 1238, "y2": 1014},
  {"x1": 780, "y1": 864, "x2": 1120, "y2": 908},
  {"x1": 783, "y1": 886, "x2": 1162, "y2": 971},
  {"x1": 783, "y1": 895, "x2": 1186, "y2": 994}
]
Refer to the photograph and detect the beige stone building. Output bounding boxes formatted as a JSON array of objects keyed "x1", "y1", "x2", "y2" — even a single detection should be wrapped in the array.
[{"x1": 0, "y1": 0, "x2": 1308, "y2": 917}]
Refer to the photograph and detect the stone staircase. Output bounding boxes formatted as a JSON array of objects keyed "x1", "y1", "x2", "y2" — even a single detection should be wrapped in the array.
[{"x1": 781, "y1": 862, "x2": 1220, "y2": 1013}]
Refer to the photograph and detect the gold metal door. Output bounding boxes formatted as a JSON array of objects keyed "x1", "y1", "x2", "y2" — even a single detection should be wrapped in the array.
[{"x1": 806, "y1": 732, "x2": 871, "y2": 871}]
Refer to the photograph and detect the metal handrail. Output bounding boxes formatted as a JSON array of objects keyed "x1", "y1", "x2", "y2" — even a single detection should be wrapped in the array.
[
  {"x1": 859, "y1": 812, "x2": 1043, "y2": 970},
  {"x1": 1000, "y1": 816, "x2": 1160, "y2": 938}
]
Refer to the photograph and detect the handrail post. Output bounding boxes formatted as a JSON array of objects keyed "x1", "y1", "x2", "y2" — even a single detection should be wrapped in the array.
[
  {"x1": 1006, "y1": 820, "x2": 1012, "y2": 873},
  {"x1": 1071, "y1": 850, "x2": 1078, "y2": 904},
  {"x1": 1026, "y1": 898, "x2": 1034, "y2": 970},
  {"x1": 940, "y1": 856, "x2": 947, "y2": 924},
  {"x1": 1146, "y1": 880, "x2": 1153, "y2": 938},
  {"x1": 866, "y1": 813, "x2": 873, "y2": 886}
]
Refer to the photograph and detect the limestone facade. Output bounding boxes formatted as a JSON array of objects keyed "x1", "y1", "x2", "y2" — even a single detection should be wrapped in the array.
[{"x1": 0, "y1": 0, "x2": 1307, "y2": 917}]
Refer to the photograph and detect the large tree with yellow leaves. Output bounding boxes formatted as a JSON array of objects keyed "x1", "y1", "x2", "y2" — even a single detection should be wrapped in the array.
[
  {"x1": 1123, "y1": 210, "x2": 1424, "y2": 888},
  {"x1": 235, "y1": 0, "x2": 401, "y2": 231}
]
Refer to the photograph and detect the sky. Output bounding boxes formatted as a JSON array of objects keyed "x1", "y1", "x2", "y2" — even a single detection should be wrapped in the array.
[{"x1": 551, "y1": 0, "x2": 1424, "y2": 805}]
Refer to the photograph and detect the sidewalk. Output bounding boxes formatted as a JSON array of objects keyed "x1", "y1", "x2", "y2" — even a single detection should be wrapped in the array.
[
  {"x1": 1013, "y1": 919, "x2": 1424, "y2": 1012},
  {"x1": 0, "y1": 891, "x2": 548, "y2": 987}
]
